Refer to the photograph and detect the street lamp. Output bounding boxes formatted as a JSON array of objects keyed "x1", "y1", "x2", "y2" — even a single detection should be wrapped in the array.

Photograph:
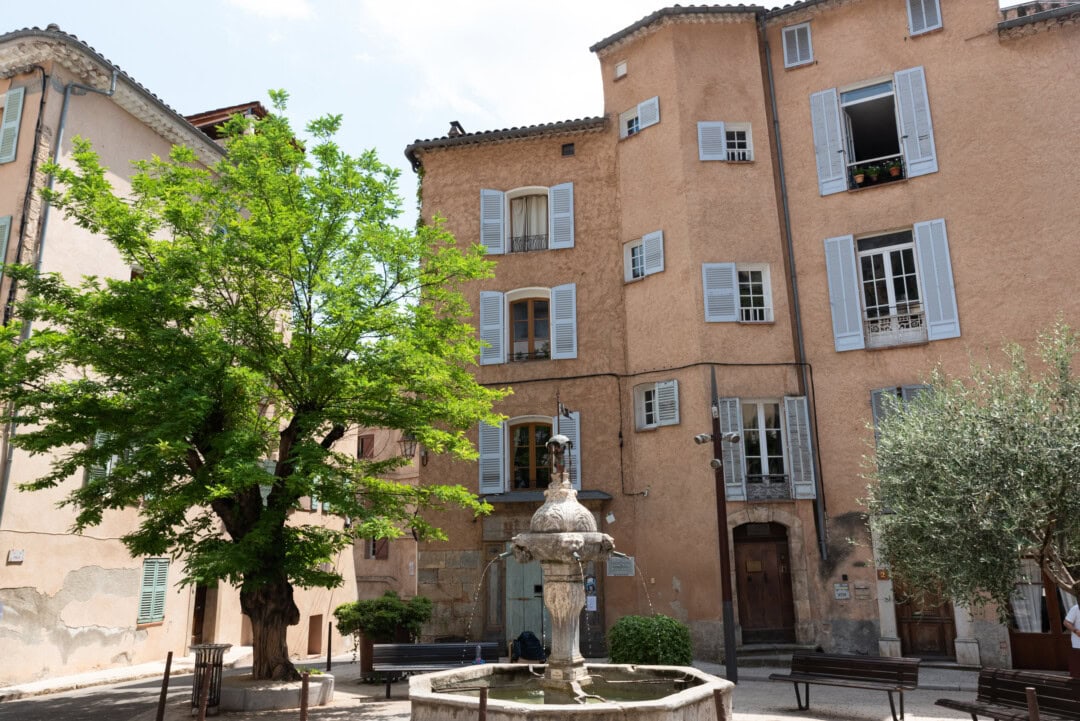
[
  {"x1": 398, "y1": 432, "x2": 418, "y2": 459},
  {"x1": 695, "y1": 367, "x2": 741, "y2": 683}
]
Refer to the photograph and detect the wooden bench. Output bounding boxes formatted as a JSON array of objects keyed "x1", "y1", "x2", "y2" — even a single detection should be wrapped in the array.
[
  {"x1": 371, "y1": 642, "x2": 501, "y2": 698},
  {"x1": 936, "y1": 668, "x2": 1080, "y2": 721},
  {"x1": 768, "y1": 650, "x2": 920, "y2": 721}
]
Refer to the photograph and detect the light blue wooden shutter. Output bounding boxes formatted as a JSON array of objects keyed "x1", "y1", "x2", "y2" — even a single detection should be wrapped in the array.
[
  {"x1": 870, "y1": 388, "x2": 895, "y2": 443},
  {"x1": 901, "y1": 384, "x2": 930, "y2": 402},
  {"x1": 697, "y1": 122, "x2": 726, "y2": 161},
  {"x1": 914, "y1": 218, "x2": 959, "y2": 341},
  {"x1": 137, "y1": 560, "x2": 157, "y2": 623},
  {"x1": 555, "y1": 411, "x2": 581, "y2": 489},
  {"x1": 548, "y1": 183, "x2": 574, "y2": 249},
  {"x1": 638, "y1": 96, "x2": 660, "y2": 130},
  {"x1": 823, "y1": 235, "x2": 864, "y2": 351},
  {"x1": 702, "y1": 263, "x2": 738, "y2": 322},
  {"x1": 784, "y1": 396, "x2": 816, "y2": 499},
  {"x1": 0, "y1": 86, "x2": 25, "y2": 164},
  {"x1": 895, "y1": 67, "x2": 938, "y2": 178},
  {"x1": 480, "y1": 189, "x2": 505, "y2": 255},
  {"x1": 550, "y1": 283, "x2": 577, "y2": 359},
  {"x1": 478, "y1": 420, "x2": 505, "y2": 494},
  {"x1": 656, "y1": 380, "x2": 679, "y2": 426},
  {"x1": 642, "y1": 231, "x2": 664, "y2": 276},
  {"x1": 87, "y1": 430, "x2": 111, "y2": 483},
  {"x1": 718, "y1": 398, "x2": 746, "y2": 501},
  {"x1": 907, "y1": 0, "x2": 942, "y2": 35},
  {"x1": 0, "y1": 216, "x2": 10, "y2": 277},
  {"x1": 810, "y1": 88, "x2": 846, "y2": 196},
  {"x1": 478, "y1": 290, "x2": 505, "y2": 365},
  {"x1": 151, "y1": 559, "x2": 169, "y2": 621}
]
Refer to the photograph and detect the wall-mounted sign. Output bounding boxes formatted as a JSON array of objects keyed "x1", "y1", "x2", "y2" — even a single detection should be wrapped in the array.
[
  {"x1": 834, "y1": 582, "x2": 851, "y2": 601},
  {"x1": 854, "y1": 583, "x2": 871, "y2": 600},
  {"x1": 877, "y1": 568, "x2": 890, "y2": 581},
  {"x1": 606, "y1": 555, "x2": 635, "y2": 577}
]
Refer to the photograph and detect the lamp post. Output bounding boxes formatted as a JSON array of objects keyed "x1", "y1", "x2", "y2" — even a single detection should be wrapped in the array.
[
  {"x1": 694, "y1": 366, "x2": 740, "y2": 683},
  {"x1": 398, "y1": 432, "x2": 418, "y2": 459}
]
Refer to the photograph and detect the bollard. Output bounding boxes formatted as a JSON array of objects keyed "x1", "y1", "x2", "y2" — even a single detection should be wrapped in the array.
[
  {"x1": 300, "y1": 672, "x2": 310, "y2": 721},
  {"x1": 478, "y1": 686, "x2": 488, "y2": 721},
  {"x1": 1026, "y1": 686, "x2": 1041, "y2": 721},
  {"x1": 196, "y1": 665, "x2": 211, "y2": 721},
  {"x1": 155, "y1": 651, "x2": 172, "y2": 721},
  {"x1": 326, "y1": 621, "x2": 332, "y2": 672}
]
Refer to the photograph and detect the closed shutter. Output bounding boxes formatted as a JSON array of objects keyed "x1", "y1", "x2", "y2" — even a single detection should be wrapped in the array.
[
  {"x1": 0, "y1": 216, "x2": 11, "y2": 276},
  {"x1": 697, "y1": 122, "x2": 727, "y2": 161},
  {"x1": 901, "y1": 384, "x2": 930, "y2": 401},
  {"x1": 550, "y1": 283, "x2": 577, "y2": 359},
  {"x1": 656, "y1": 380, "x2": 679, "y2": 426},
  {"x1": 137, "y1": 560, "x2": 157, "y2": 623},
  {"x1": 870, "y1": 388, "x2": 896, "y2": 443},
  {"x1": 642, "y1": 230, "x2": 664, "y2": 276},
  {"x1": 894, "y1": 67, "x2": 938, "y2": 178},
  {"x1": 637, "y1": 96, "x2": 660, "y2": 130},
  {"x1": 555, "y1": 411, "x2": 581, "y2": 490},
  {"x1": 907, "y1": 0, "x2": 942, "y2": 35},
  {"x1": 702, "y1": 263, "x2": 738, "y2": 322},
  {"x1": 913, "y1": 218, "x2": 959, "y2": 341},
  {"x1": 480, "y1": 189, "x2": 505, "y2": 255},
  {"x1": 374, "y1": 538, "x2": 389, "y2": 560},
  {"x1": 150, "y1": 559, "x2": 169, "y2": 622},
  {"x1": 478, "y1": 290, "x2": 505, "y2": 365},
  {"x1": 810, "y1": 88, "x2": 846, "y2": 196},
  {"x1": 718, "y1": 397, "x2": 746, "y2": 501},
  {"x1": 87, "y1": 430, "x2": 111, "y2": 483},
  {"x1": 548, "y1": 183, "x2": 574, "y2": 249},
  {"x1": 784, "y1": 396, "x2": 817, "y2": 499},
  {"x1": 0, "y1": 86, "x2": 25, "y2": 164},
  {"x1": 823, "y1": 235, "x2": 865, "y2": 351},
  {"x1": 478, "y1": 420, "x2": 506, "y2": 494}
]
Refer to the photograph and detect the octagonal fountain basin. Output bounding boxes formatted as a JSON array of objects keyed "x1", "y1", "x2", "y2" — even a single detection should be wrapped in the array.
[{"x1": 410, "y1": 663, "x2": 732, "y2": 721}]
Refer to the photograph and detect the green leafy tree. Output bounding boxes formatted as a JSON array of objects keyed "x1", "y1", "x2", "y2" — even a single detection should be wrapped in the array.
[
  {"x1": 0, "y1": 91, "x2": 505, "y2": 680},
  {"x1": 868, "y1": 322, "x2": 1080, "y2": 615}
]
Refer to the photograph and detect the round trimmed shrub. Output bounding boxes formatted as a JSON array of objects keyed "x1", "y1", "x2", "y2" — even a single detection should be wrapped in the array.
[{"x1": 607, "y1": 614, "x2": 693, "y2": 665}]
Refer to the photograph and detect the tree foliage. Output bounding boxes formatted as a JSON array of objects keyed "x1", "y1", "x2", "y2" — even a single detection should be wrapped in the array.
[
  {"x1": 0, "y1": 91, "x2": 506, "y2": 678},
  {"x1": 868, "y1": 322, "x2": 1080, "y2": 615}
]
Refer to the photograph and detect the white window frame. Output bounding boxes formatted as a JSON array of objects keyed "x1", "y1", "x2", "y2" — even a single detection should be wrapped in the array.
[
  {"x1": 740, "y1": 399, "x2": 788, "y2": 484},
  {"x1": 634, "y1": 380, "x2": 679, "y2": 430},
  {"x1": 855, "y1": 230, "x2": 926, "y2": 348},
  {"x1": 623, "y1": 230, "x2": 664, "y2": 282},
  {"x1": 907, "y1": 0, "x2": 942, "y2": 36},
  {"x1": 782, "y1": 23, "x2": 813, "y2": 68},
  {"x1": 619, "y1": 96, "x2": 660, "y2": 139},
  {"x1": 736, "y1": 263, "x2": 773, "y2": 323},
  {"x1": 703, "y1": 263, "x2": 774, "y2": 323},
  {"x1": 725, "y1": 123, "x2": 753, "y2": 162}
]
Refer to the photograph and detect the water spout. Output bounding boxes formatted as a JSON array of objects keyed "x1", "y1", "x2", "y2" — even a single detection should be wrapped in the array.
[
  {"x1": 610, "y1": 551, "x2": 630, "y2": 559},
  {"x1": 497, "y1": 549, "x2": 514, "y2": 559}
]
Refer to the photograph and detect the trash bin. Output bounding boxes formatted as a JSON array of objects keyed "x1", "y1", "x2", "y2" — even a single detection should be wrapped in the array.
[{"x1": 190, "y1": 643, "x2": 232, "y2": 715}]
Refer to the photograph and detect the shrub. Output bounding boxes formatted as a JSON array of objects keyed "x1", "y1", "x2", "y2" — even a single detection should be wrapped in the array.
[
  {"x1": 333, "y1": 591, "x2": 433, "y2": 644},
  {"x1": 607, "y1": 614, "x2": 693, "y2": 665}
]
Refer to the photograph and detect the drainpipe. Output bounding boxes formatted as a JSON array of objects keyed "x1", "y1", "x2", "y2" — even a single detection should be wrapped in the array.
[
  {"x1": 0, "y1": 69, "x2": 118, "y2": 525},
  {"x1": 758, "y1": 14, "x2": 829, "y2": 561}
]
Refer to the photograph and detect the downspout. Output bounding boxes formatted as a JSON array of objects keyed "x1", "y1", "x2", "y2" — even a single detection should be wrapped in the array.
[
  {"x1": 758, "y1": 13, "x2": 829, "y2": 561},
  {"x1": 0, "y1": 69, "x2": 118, "y2": 525}
]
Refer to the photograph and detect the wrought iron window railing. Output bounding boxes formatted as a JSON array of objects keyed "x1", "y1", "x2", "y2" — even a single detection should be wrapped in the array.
[
  {"x1": 864, "y1": 308, "x2": 927, "y2": 349},
  {"x1": 509, "y1": 348, "x2": 551, "y2": 363},
  {"x1": 509, "y1": 234, "x2": 549, "y2": 253},
  {"x1": 745, "y1": 474, "x2": 791, "y2": 501}
]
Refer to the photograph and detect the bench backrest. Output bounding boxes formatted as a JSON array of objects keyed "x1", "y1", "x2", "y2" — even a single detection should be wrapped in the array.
[
  {"x1": 790, "y1": 651, "x2": 920, "y2": 688},
  {"x1": 373, "y1": 642, "x2": 501, "y2": 666},
  {"x1": 977, "y1": 668, "x2": 1080, "y2": 716}
]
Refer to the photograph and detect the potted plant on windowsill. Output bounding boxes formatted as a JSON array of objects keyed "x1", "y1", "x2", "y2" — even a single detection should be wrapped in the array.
[
  {"x1": 885, "y1": 158, "x2": 903, "y2": 178},
  {"x1": 852, "y1": 166, "x2": 867, "y2": 186},
  {"x1": 865, "y1": 164, "x2": 882, "y2": 183}
]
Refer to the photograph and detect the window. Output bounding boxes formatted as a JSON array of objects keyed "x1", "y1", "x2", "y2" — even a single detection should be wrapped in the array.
[
  {"x1": 619, "y1": 96, "x2": 660, "y2": 139},
  {"x1": 364, "y1": 538, "x2": 389, "y2": 560},
  {"x1": 870, "y1": 385, "x2": 929, "y2": 442},
  {"x1": 810, "y1": 66, "x2": 938, "y2": 196},
  {"x1": 357, "y1": 433, "x2": 375, "y2": 459},
  {"x1": 479, "y1": 184, "x2": 573, "y2": 254},
  {"x1": 697, "y1": 122, "x2": 753, "y2": 162},
  {"x1": 478, "y1": 412, "x2": 581, "y2": 493},
  {"x1": 634, "y1": 380, "x2": 679, "y2": 430},
  {"x1": 907, "y1": 0, "x2": 942, "y2": 35},
  {"x1": 702, "y1": 263, "x2": 774, "y2": 323},
  {"x1": 137, "y1": 558, "x2": 169, "y2": 624},
  {"x1": 510, "y1": 298, "x2": 550, "y2": 361},
  {"x1": 86, "y1": 430, "x2": 118, "y2": 483},
  {"x1": 0, "y1": 86, "x2": 25, "y2": 164},
  {"x1": 782, "y1": 23, "x2": 813, "y2": 68},
  {"x1": 623, "y1": 231, "x2": 664, "y2": 281},
  {"x1": 561, "y1": 143, "x2": 575, "y2": 157},
  {"x1": 824, "y1": 218, "x2": 959, "y2": 352},
  {"x1": 614, "y1": 60, "x2": 628, "y2": 79},
  {"x1": 717, "y1": 396, "x2": 816, "y2": 502},
  {"x1": 479, "y1": 285, "x2": 577, "y2": 365}
]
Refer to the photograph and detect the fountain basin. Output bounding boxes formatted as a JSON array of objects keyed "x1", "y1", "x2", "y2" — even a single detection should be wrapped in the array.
[{"x1": 410, "y1": 663, "x2": 732, "y2": 721}]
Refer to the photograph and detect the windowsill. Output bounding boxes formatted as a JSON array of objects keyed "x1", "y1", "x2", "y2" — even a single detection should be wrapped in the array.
[
  {"x1": 724, "y1": 159, "x2": 755, "y2": 164},
  {"x1": 738, "y1": 319, "x2": 775, "y2": 325},
  {"x1": 909, "y1": 25, "x2": 944, "y2": 38},
  {"x1": 783, "y1": 60, "x2": 816, "y2": 71},
  {"x1": 482, "y1": 490, "x2": 613, "y2": 503},
  {"x1": 847, "y1": 175, "x2": 909, "y2": 192},
  {"x1": 137, "y1": 621, "x2": 165, "y2": 628}
]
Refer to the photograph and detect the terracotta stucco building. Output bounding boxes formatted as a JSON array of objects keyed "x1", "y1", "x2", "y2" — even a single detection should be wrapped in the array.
[{"x1": 406, "y1": 0, "x2": 1080, "y2": 669}]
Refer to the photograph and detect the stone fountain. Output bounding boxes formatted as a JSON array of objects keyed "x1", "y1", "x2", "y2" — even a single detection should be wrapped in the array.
[{"x1": 409, "y1": 435, "x2": 734, "y2": 720}]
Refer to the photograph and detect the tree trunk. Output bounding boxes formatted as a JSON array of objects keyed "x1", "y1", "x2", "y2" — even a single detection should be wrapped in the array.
[{"x1": 241, "y1": 578, "x2": 302, "y2": 681}]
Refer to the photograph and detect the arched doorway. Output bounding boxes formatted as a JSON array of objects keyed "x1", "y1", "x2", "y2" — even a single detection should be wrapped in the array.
[{"x1": 734, "y1": 522, "x2": 796, "y2": 643}]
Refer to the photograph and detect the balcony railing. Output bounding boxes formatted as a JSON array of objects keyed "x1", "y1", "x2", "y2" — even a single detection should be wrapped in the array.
[
  {"x1": 509, "y1": 347, "x2": 550, "y2": 363},
  {"x1": 999, "y1": 1, "x2": 1080, "y2": 34},
  {"x1": 746, "y1": 474, "x2": 792, "y2": 501},
  {"x1": 848, "y1": 154, "x2": 906, "y2": 190},
  {"x1": 864, "y1": 308, "x2": 927, "y2": 349},
  {"x1": 509, "y1": 234, "x2": 548, "y2": 253}
]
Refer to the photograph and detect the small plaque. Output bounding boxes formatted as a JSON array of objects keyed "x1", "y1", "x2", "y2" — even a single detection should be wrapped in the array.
[
  {"x1": 606, "y1": 555, "x2": 635, "y2": 577},
  {"x1": 854, "y1": 583, "x2": 871, "y2": 600},
  {"x1": 586, "y1": 596, "x2": 597, "y2": 612},
  {"x1": 745, "y1": 560, "x2": 762, "y2": 573},
  {"x1": 876, "y1": 568, "x2": 890, "y2": 581},
  {"x1": 834, "y1": 582, "x2": 851, "y2": 600}
]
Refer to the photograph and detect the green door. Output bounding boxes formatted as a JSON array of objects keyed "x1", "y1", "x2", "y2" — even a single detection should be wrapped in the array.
[{"x1": 505, "y1": 545, "x2": 551, "y2": 650}]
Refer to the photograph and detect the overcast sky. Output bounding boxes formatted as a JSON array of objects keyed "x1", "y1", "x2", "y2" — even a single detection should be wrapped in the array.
[{"x1": 6, "y1": 1, "x2": 1014, "y2": 227}]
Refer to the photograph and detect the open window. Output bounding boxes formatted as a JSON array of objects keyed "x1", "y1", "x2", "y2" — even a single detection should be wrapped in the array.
[
  {"x1": 619, "y1": 96, "x2": 660, "y2": 139},
  {"x1": 634, "y1": 380, "x2": 679, "y2": 430},
  {"x1": 623, "y1": 231, "x2": 664, "y2": 281},
  {"x1": 479, "y1": 285, "x2": 577, "y2": 365},
  {"x1": 479, "y1": 412, "x2": 581, "y2": 493},
  {"x1": 717, "y1": 396, "x2": 816, "y2": 501},
  {"x1": 702, "y1": 263, "x2": 774, "y2": 323},
  {"x1": 480, "y1": 184, "x2": 573, "y2": 255}
]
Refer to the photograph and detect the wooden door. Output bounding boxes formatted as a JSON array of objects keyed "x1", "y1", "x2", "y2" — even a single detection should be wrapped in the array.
[
  {"x1": 190, "y1": 583, "x2": 208, "y2": 646},
  {"x1": 894, "y1": 586, "x2": 956, "y2": 658},
  {"x1": 734, "y1": 523, "x2": 795, "y2": 643},
  {"x1": 505, "y1": 547, "x2": 550, "y2": 647},
  {"x1": 1009, "y1": 569, "x2": 1070, "y2": 670}
]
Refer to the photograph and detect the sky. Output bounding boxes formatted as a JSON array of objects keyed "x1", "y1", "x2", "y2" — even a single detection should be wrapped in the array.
[{"x1": 5, "y1": 0, "x2": 1014, "y2": 227}]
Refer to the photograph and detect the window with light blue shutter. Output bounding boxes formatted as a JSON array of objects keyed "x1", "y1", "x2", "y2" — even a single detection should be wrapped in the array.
[
  {"x1": 718, "y1": 397, "x2": 746, "y2": 501},
  {"x1": 0, "y1": 215, "x2": 12, "y2": 282},
  {"x1": 823, "y1": 235, "x2": 865, "y2": 351},
  {"x1": 548, "y1": 183, "x2": 574, "y2": 249},
  {"x1": 702, "y1": 263, "x2": 738, "y2": 322},
  {"x1": 913, "y1": 218, "x2": 959, "y2": 340},
  {"x1": 655, "y1": 380, "x2": 679, "y2": 426},
  {"x1": 479, "y1": 290, "x2": 505, "y2": 365},
  {"x1": 137, "y1": 558, "x2": 169, "y2": 624},
  {"x1": 698, "y1": 122, "x2": 727, "y2": 161},
  {"x1": 894, "y1": 67, "x2": 938, "y2": 178},
  {"x1": 810, "y1": 89, "x2": 846, "y2": 196},
  {"x1": 480, "y1": 189, "x2": 505, "y2": 255},
  {"x1": 907, "y1": 0, "x2": 942, "y2": 35},
  {"x1": 550, "y1": 283, "x2": 577, "y2": 359},
  {"x1": 554, "y1": 411, "x2": 581, "y2": 490},
  {"x1": 637, "y1": 96, "x2": 660, "y2": 130},
  {"x1": 0, "y1": 86, "x2": 25, "y2": 164},
  {"x1": 478, "y1": 420, "x2": 506, "y2": 494},
  {"x1": 783, "y1": 23, "x2": 813, "y2": 67},
  {"x1": 784, "y1": 396, "x2": 816, "y2": 499}
]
